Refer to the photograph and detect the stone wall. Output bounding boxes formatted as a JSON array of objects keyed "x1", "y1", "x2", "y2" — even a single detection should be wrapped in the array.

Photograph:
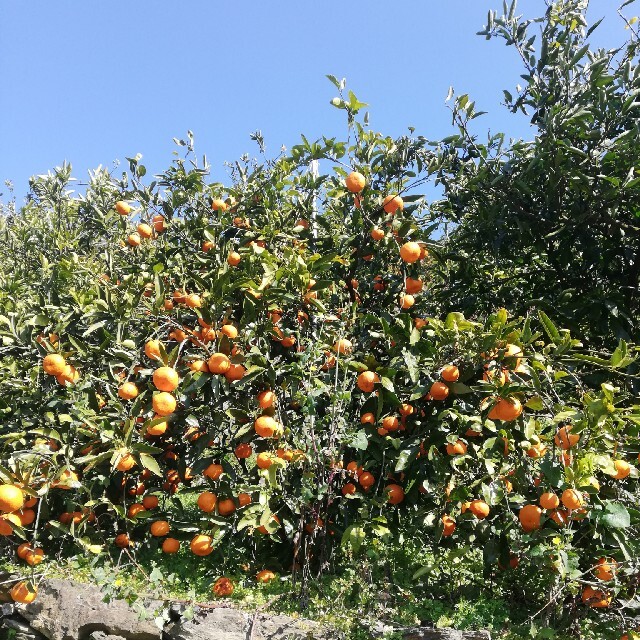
[{"x1": 0, "y1": 578, "x2": 490, "y2": 640}]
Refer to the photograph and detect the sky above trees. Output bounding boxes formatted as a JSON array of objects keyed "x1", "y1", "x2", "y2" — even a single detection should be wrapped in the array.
[{"x1": 0, "y1": 0, "x2": 628, "y2": 203}]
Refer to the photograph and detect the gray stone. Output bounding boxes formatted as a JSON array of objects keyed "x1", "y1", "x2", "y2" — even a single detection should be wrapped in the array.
[
  {"x1": 88, "y1": 632, "x2": 128, "y2": 640},
  {"x1": 165, "y1": 608, "x2": 249, "y2": 640},
  {"x1": 403, "y1": 629, "x2": 491, "y2": 640},
  {"x1": 4, "y1": 617, "x2": 36, "y2": 633},
  {"x1": 20, "y1": 579, "x2": 162, "y2": 640},
  {"x1": 0, "y1": 603, "x2": 15, "y2": 617},
  {"x1": 252, "y1": 613, "x2": 338, "y2": 640}
]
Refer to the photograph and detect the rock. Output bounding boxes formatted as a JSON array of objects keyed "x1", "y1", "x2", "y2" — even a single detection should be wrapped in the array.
[
  {"x1": 20, "y1": 579, "x2": 162, "y2": 640},
  {"x1": 88, "y1": 632, "x2": 128, "y2": 640},
  {"x1": 1, "y1": 616, "x2": 47, "y2": 640},
  {"x1": 165, "y1": 608, "x2": 249, "y2": 640},
  {"x1": 403, "y1": 629, "x2": 491, "y2": 640},
  {"x1": 252, "y1": 613, "x2": 339, "y2": 640},
  {"x1": 0, "y1": 603, "x2": 15, "y2": 617},
  {"x1": 3, "y1": 617, "x2": 36, "y2": 633}
]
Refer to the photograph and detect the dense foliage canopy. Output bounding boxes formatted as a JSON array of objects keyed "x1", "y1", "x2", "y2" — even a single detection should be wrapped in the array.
[{"x1": 1, "y1": 2, "x2": 639, "y2": 638}]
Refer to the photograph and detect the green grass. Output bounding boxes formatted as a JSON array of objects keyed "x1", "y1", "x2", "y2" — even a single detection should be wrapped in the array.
[{"x1": 1, "y1": 538, "x2": 626, "y2": 640}]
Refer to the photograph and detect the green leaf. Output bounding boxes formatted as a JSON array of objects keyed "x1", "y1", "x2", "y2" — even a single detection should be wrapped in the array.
[
  {"x1": 601, "y1": 502, "x2": 630, "y2": 529},
  {"x1": 349, "y1": 430, "x2": 369, "y2": 451},
  {"x1": 139, "y1": 453, "x2": 162, "y2": 477},
  {"x1": 538, "y1": 311, "x2": 561, "y2": 344}
]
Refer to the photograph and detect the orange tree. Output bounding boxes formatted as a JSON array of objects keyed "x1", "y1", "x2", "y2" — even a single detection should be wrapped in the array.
[{"x1": 1, "y1": 81, "x2": 640, "y2": 635}]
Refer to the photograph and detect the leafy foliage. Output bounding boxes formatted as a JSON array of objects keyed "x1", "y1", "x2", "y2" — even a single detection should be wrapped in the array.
[{"x1": 1, "y1": 2, "x2": 640, "y2": 638}]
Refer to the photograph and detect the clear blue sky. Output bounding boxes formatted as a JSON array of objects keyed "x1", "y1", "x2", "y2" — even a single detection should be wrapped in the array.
[{"x1": 0, "y1": 1, "x2": 628, "y2": 204}]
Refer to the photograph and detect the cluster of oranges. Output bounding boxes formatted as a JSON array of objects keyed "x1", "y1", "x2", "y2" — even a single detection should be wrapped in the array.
[{"x1": 2, "y1": 171, "x2": 635, "y2": 628}]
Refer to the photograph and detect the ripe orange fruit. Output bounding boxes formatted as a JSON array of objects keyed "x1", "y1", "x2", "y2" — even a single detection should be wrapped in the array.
[
  {"x1": 399, "y1": 242, "x2": 421, "y2": 263},
  {"x1": 0, "y1": 513, "x2": 21, "y2": 535},
  {"x1": 469, "y1": 500, "x2": 490, "y2": 519},
  {"x1": 56, "y1": 364, "x2": 80, "y2": 386},
  {"x1": 114, "y1": 533, "x2": 130, "y2": 548},
  {"x1": 220, "y1": 324, "x2": 238, "y2": 339},
  {"x1": 487, "y1": 397, "x2": 522, "y2": 421},
  {"x1": 197, "y1": 492, "x2": 217, "y2": 513},
  {"x1": 342, "y1": 483, "x2": 357, "y2": 496},
  {"x1": 359, "y1": 471, "x2": 375, "y2": 490},
  {"x1": 10, "y1": 581, "x2": 37, "y2": 603},
  {"x1": 446, "y1": 440, "x2": 467, "y2": 456},
  {"x1": 382, "y1": 194, "x2": 403, "y2": 214},
  {"x1": 549, "y1": 509, "x2": 569, "y2": 526},
  {"x1": 17, "y1": 543, "x2": 33, "y2": 559},
  {"x1": 255, "y1": 416, "x2": 281, "y2": 438},
  {"x1": 208, "y1": 353, "x2": 231, "y2": 374},
  {"x1": 115, "y1": 201, "x2": 131, "y2": 215},
  {"x1": 185, "y1": 293, "x2": 202, "y2": 308},
  {"x1": 526, "y1": 443, "x2": 548, "y2": 459},
  {"x1": 595, "y1": 557, "x2": 617, "y2": 581},
  {"x1": 234, "y1": 443, "x2": 253, "y2": 459},
  {"x1": 116, "y1": 382, "x2": 138, "y2": 402},
  {"x1": 256, "y1": 452, "x2": 275, "y2": 469},
  {"x1": 213, "y1": 577, "x2": 234, "y2": 597},
  {"x1": 502, "y1": 343, "x2": 524, "y2": 368},
  {"x1": 0, "y1": 485, "x2": 24, "y2": 513},
  {"x1": 441, "y1": 365, "x2": 460, "y2": 382},
  {"x1": 227, "y1": 252, "x2": 241, "y2": 266},
  {"x1": 146, "y1": 417, "x2": 168, "y2": 437},
  {"x1": 346, "y1": 171, "x2": 366, "y2": 193},
  {"x1": 399, "y1": 293, "x2": 415, "y2": 309},
  {"x1": 162, "y1": 537, "x2": 180, "y2": 553},
  {"x1": 24, "y1": 547, "x2": 44, "y2": 567},
  {"x1": 217, "y1": 498, "x2": 236, "y2": 516},
  {"x1": 561, "y1": 488, "x2": 582, "y2": 510},
  {"x1": 212, "y1": 198, "x2": 228, "y2": 211},
  {"x1": 405, "y1": 277, "x2": 423, "y2": 294},
  {"x1": 137, "y1": 223, "x2": 153, "y2": 238},
  {"x1": 611, "y1": 459, "x2": 631, "y2": 480},
  {"x1": 519, "y1": 504, "x2": 542, "y2": 532},
  {"x1": 152, "y1": 392, "x2": 176, "y2": 416},
  {"x1": 200, "y1": 463, "x2": 222, "y2": 480},
  {"x1": 361, "y1": 412, "x2": 375, "y2": 425},
  {"x1": 43, "y1": 354, "x2": 67, "y2": 376},
  {"x1": 256, "y1": 569, "x2": 276, "y2": 583},
  {"x1": 188, "y1": 359, "x2": 209, "y2": 373},
  {"x1": 371, "y1": 227, "x2": 385, "y2": 241},
  {"x1": 150, "y1": 520, "x2": 170, "y2": 537},
  {"x1": 127, "y1": 503, "x2": 146, "y2": 518},
  {"x1": 441, "y1": 515, "x2": 456, "y2": 537},
  {"x1": 382, "y1": 416, "x2": 400, "y2": 432},
  {"x1": 153, "y1": 367, "x2": 179, "y2": 392},
  {"x1": 238, "y1": 493, "x2": 252, "y2": 506},
  {"x1": 152, "y1": 214, "x2": 165, "y2": 232},
  {"x1": 539, "y1": 493, "x2": 560, "y2": 510},
  {"x1": 386, "y1": 484, "x2": 405, "y2": 505},
  {"x1": 257, "y1": 390, "x2": 276, "y2": 409},
  {"x1": 581, "y1": 586, "x2": 611, "y2": 608},
  {"x1": 128, "y1": 233, "x2": 141, "y2": 247},
  {"x1": 430, "y1": 381, "x2": 449, "y2": 401},
  {"x1": 357, "y1": 371, "x2": 379, "y2": 393},
  {"x1": 190, "y1": 534, "x2": 214, "y2": 556},
  {"x1": 144, "y1": 340, "x2": 162, "y2": 360},
  {"x1": 554, "y1": 425, "x2": 580, "y2": 450},
  {"x1": 333, "y1": 339, "x2": 353, "y2": 355},
  {"x1": 116, "y1": 453, "x2": 136, "y2": 472},
  {"x1": 224, "y1": 363, "x2": 246, "y2": 382},
  {"x1": 142, "y1": 495, "x2": 159, "y2": 509}
]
